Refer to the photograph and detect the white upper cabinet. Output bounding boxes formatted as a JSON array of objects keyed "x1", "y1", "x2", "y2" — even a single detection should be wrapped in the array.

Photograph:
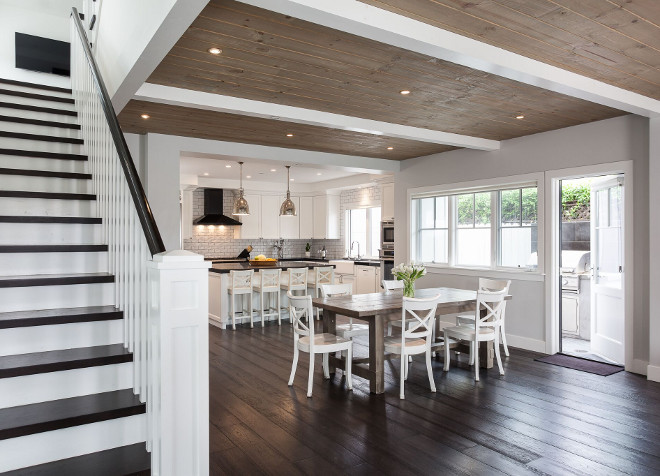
[
  {"x1": 279, "y1": 195, "x2": 300, "y2": 239},
  {"x1": 261, "y1": 196, "x2": 280, "y2": 239},
  {"x1": 299, "y1": 196, "x2": 314, "y2": 240},
  {"x1": 381, "y1": 183, "x2": 394, "y2": 220},
  {"x1": 313, "y1": 195, "x2": 340, "y2": 239},
  {"x1": 234, "y1": 193, "x2": 261, "y2": 239}
]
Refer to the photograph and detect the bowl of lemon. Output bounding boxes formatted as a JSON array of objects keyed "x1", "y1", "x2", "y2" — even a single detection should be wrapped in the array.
[{"x1": 249, "y1": 255, "x2": 277, "y2": 266}]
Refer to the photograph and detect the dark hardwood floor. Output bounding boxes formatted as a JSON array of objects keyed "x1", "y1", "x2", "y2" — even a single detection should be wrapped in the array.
[{"x1": 209, "y1": 320, "x2": 660, "y2": 475}]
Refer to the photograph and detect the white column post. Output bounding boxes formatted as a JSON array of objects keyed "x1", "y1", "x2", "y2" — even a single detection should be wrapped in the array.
[
  {"x1": 649, "y1": 117, "x2": 660, "y2": 382},
  {"x1": 148, "y1": 250, "x2": 211, "y2": 475}
]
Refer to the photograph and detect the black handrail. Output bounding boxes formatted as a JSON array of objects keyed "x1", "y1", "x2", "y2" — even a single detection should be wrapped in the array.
[{"x1": 71, "y1": 7, "x2": 166, "y2": 256}]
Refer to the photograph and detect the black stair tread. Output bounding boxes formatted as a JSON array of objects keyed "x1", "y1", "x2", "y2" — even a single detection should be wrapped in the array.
[
  {"x1": 0, "y1": 88, "x2": 74, "y2": 104},
  {"x1": 0, "y1": 167, "x2": 91, "y2": 179},
  {"x1": 0, "y1": 216, "x2": 101, "y2": 224},
  {"x1": 0, "y1": 273, "x2": 114, "y2": 288},
  {"x1": 0, "y1": 191, "x2": 95, "y2": 200},
  {"x1": 0, "y1": 115, "x2": 81, "y2": 129},
  {"x1": 0, "y1": 131, "x2": 83, "y2": 144},
  {"x1": 0, "y1": 148, "x2": 86, "y2": 160},
  {"x1": 0, "y1": 389, "x2": 145, "y2": 441},
  {"x1": 0, "y1": 78, "x2": 72, "y2": 94},
  {"x1": 2, "y1": 443, "x2": 150, "y2": 476},
  {"x1": 0, "y1": 306, "x2": 122, "y2": 329},
  {"x1": 0, "y1": 101, "x2": 78, "y2": 117},
  {"x1": 0, "y1": 344, "x2": 133, "y2": 379},
  {"x1": 0, "y1": 244, "x2": 107, "y2": 253}
]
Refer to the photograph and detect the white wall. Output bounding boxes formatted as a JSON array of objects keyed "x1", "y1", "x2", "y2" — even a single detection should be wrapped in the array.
[
  {"x1": 395, "y1": 115, "x2": 650, "y2": 363},
  {"x1": 0, "y1": 0, "x2": 81, "y2": 88},
  {"x1": 649, "y1": 117, "x2": 660, "y2": 381}
]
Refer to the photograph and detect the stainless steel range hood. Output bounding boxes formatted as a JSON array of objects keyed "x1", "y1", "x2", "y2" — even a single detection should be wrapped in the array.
[{"x1": 192, "y1": 188, "x2": 243, "y2": 226}]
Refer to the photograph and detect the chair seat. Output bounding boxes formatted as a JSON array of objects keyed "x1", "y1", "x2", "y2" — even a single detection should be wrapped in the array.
[
  {"x1": 336, "y1": 322, "x2": 370, "y2": 338},
  {"x1": 228, "y1": 287, "x2": 252, "y2": 295},
  {"x1": 384, "y1": 336, "x2": 428, "y2": 355},
  {"x1": 444, "y1": 325, "x2": 495, "y2": 340},
  {"x1": 298, "y1": 333, "x2": 352, "y2": 352}
]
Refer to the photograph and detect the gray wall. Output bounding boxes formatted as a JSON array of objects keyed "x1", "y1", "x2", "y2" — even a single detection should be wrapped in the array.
[{"x1": 395, "y1": 115, "x2": 649, "y2": 362}]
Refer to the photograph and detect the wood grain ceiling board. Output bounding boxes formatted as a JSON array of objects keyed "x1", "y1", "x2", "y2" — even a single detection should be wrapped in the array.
[
  {"x1": 118, "y1": 100, "x2": 455, "y2": 160},
  {"x1": 359, "y1": 0, "x2": 660, "y2": 100},
  {"x1": 146, "y1": 0, "x2": 624, "y2": 143}
]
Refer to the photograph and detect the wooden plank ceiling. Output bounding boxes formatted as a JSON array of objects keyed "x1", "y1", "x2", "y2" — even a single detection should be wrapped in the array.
[
  {"x1": 134, "y1": 0, "x2": 627, "y2": 158},
  {"x1": 360, "y1": 0, "x2": 660, "y2": 100},
  {"x1": 118, "y1": 101, "x2": 455, "y2": 160}
]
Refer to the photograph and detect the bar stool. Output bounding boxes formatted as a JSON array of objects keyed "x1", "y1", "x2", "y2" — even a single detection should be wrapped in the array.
[
  {"x1": 308, "y1": 266, "x2": 335, "y2": 320},
  {"x1": 281, "y1": 268, "x2": 308, "y2": 323},
  {"x1": 228, "y1": 270, "x2": 254, "y2": 330},
  {"x1": 253, "y1": 268, "x2": 282, "y2": 326}
]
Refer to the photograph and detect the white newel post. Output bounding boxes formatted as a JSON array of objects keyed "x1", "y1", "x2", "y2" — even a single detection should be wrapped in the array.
[{"x1": 148, "y1": 250, "x2": 211, "y2": 476}]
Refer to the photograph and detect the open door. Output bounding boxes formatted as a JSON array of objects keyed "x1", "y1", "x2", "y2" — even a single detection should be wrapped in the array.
[{"x1": 590, "y1": 175, "x2": 624, "y2": 364}]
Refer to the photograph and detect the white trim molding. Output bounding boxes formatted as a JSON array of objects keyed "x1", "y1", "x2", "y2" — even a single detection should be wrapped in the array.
[{"x1": 648, "y1": 365, "x2": 660, "y2": 382}]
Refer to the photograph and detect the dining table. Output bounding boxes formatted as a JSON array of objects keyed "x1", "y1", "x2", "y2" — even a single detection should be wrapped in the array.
[{"x1": 312, "y1": 286, "x2": 509, "y2": 394}]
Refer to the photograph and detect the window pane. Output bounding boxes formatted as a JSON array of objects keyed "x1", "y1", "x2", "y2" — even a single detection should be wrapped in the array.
[
  {"x1": 610, "y1": 185, "x2": 621, "y2": 227},
  {"x1": 418, "y1": 229, "x2": 448, "y2": 263},
  {"x1": 456, "y1": 228, "x2": 491, "y2": 266},
  {"x1": 434, "y1": 229, "x2": 448, "y2": 263},
  {"x1": 597, "y1": 189, "x2": 608, "y2": 227},
  {"x1": 349, "y1": 209, "x2": 367, "y2": 256},
  {"x1": 522, "y1": 188, "x2": 538, "y2": 224},
  {"x1": 500, "y1": 189, "x2": 520, "y2": 227},
  {"x1": 420, "y1": 198, "x2": 435, "y2": 229},
  {"x1": 500, "y1": 227, "x2": 538, "y2": 268},
  {"x1": 475, "y1": 192, "x2": 491, "y2": 227},
  {"x1": 435, "y1": 196, "x2": 448, "y2": 228},
  {"x1": 457, "y1": 194, "x2": 474, "y2": 228},
  {"x1": 370, "y1": 207, "x2": 381, "y2": 257}
]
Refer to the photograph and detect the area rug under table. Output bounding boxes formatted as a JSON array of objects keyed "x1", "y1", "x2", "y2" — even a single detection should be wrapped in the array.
[{"x1": 535, "y1": 353, "x2": 624, "y2": 376}]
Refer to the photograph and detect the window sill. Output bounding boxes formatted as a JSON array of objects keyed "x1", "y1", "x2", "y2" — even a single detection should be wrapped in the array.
[{"x1": 423, "y1": 264, "x2": 545, "y2": 282}]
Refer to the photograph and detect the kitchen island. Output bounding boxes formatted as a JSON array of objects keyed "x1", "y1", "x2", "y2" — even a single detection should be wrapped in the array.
[{"x1": 208, "y1": 260, "x2": 333, "y2": 328}]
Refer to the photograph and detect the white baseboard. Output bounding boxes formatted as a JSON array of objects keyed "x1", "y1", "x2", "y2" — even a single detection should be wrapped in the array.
[
  {"x1": 208, "y1": 311, "x2": 290, "y2": 330},
  {"x1": 437, "y1": 320, "x2": 546, "y2": 353},
  {"x1": 628, "y1": 359, "x2": 648, "y2": 376},
  {"x1": 647, "y1": 364, "x2": 660, "y2": 382}
]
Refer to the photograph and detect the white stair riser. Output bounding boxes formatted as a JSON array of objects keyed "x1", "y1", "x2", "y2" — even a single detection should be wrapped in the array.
[
  {"x1": 0, "y1": 414, "x2": 146, "y2": 473},
  {"x1": 0, "y1": 319, "x2": 122, "y2": 356},
  {"x1": 0, "y1": 282, "x2": 114, "y2": 312},
  {"x1": 0, "y1": 94, "x2": 77, "y2": 112},
  {"x1": 0, "y1": 155, "x2": 87, "y2": 173},
  {"x1": 0, "y1": 121, "x2": 81, "y2": 139},
  {"x1": 0, "y1": 251, "x2": 108, "y2": 276},
  {"x1": 0, "y1": 222, "x2": 102, "y2": 244},
  {"x1": 0, "y1": 174, "x2": 90, "y2": 193},
  {"x1": 0, "y1": 137, "x2": 83, "y2": 155},
  {"x1": 0, "y1": 197, "x2": 96, "y2": 216},
  {"x1": 0, "y1": 362, "x2": 132, "y2": 409},
  {"x1": 0, "y1": 84, "x2": 72, "y2": 98},
  {"x1": 0, "y1": 106, "x2": 78, "y2": 124}
]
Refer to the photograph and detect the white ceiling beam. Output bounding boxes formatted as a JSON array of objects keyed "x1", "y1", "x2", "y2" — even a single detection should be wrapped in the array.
[
  {"x1": 238, "y1": 0, "x2": 660, "y2": 117},
  {"x1": 135, "y1": 83, "x2": 500, "y2": 151}
]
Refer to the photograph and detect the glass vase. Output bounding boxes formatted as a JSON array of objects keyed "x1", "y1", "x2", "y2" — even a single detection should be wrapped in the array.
[{"x1": 403, "y1": 280, "x2": 415, "y2": 298}]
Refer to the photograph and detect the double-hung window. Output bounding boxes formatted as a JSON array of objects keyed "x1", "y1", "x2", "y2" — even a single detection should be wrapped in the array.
[{"x1": 411, "y1": 183, "x2": 538, "y2": 270}]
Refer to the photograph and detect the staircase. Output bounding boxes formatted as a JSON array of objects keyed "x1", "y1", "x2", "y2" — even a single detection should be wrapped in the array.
[{"x1": 0, "y1": 78, "x2": 150, "y2": 474}]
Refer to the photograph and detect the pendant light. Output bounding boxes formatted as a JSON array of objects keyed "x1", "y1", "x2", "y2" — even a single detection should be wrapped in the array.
[
  {"x1": 279, "y1": 165, "x2": 297, "y2": 216},
  {"x1": 232, "y1": 161, "x2": 250, "y2": 216}
]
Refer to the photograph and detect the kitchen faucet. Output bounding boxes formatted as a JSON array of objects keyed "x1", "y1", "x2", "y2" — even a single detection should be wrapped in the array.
[
  {"x1": 273, "y1": 239, "x2": 284, "y2": 259},
  {"x1": 351, "y1": 241, "x2": 361, "y2": 260}
]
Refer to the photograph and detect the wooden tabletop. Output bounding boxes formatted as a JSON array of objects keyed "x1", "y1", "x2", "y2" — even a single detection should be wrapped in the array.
[{"x1": 312, "y1": 287, "x2": 481, "y2": 318}]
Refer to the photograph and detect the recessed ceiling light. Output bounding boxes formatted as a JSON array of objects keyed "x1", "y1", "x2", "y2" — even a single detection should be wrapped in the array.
[
  {"x1": 286, "y1": 133, "x2": 294, "y2": 137},
  {"x1": 225, "y1": 165, "x2": 232, "y2": 168},
  {"x1": 140, "y1": 114, "x2": 150, "y2": 119},
  {"x1": 246, "y1": 175, "x2": 252, "y2": 179},
  {"x1": 270, "y1": 169, "x2": 276, "y2": 172},
  {"x1": 400, "y1": 90, "x2": 411, "y2": 95},
  {"x1": 387, "y1": 146, "x2": 394, "y2": 150},
  {"x1": 208, "y1": 47, "x2": 222, "y2": 55},
  {"x1": 317, "y1": 172, "x2": 322, "y2": 176},
  {"x1": 203, "y1": 172, "x2": 209, "y2": 176},
  {"x1": 290, "y1": 178, "x2": 295, "y2": 181},
  {"x1": 516, "y1": 114, "x2": 525, "y2": 119}
]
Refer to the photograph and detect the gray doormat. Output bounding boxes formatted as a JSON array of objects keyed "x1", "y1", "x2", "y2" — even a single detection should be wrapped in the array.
[{"x1": 535, "y1": 353, "x2": 624, "y2": 376}]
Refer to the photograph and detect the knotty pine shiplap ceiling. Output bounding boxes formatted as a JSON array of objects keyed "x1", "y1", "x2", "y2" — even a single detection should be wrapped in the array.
[
  {"x1": 125, "y1": 0, "x2": 630, "y2": 159},
  {"x1": 360, "y1": 0, "x2": 660, "y2": 100}
]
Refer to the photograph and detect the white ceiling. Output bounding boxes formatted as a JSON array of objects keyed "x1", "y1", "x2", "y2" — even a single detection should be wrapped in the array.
[
  {"x1": 1, "y1": 0, "x2": 83, "y2": 17},
  {"x1": 180, "y1": 155, "x2": 363, "y2": 184}
]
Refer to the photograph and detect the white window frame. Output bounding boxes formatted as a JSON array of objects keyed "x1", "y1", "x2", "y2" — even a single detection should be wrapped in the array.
[
  {"x1": 345, "y1": 206, "x2": 381, "y2": 259},
  {"x1": 407, "y1": 173, "x2": 545, "y2": 279}
]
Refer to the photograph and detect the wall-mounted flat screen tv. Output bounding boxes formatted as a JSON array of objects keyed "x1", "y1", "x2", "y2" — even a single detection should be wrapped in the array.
[{"x1": 15, "y1": 32, "x2": 70, "y2": 76}]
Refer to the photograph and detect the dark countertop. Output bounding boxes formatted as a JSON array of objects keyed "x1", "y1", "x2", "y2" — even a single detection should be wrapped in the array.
[
  {"x1": 209, "y1": 261, "x2": 334, "y2": 274},
  {"x1": 206, "y1": 257, "x2": 330, "y2": 264}
]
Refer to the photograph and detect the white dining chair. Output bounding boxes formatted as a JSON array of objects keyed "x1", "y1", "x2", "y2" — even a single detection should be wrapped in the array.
[
  {"x1": 281, "y1": 267, "x2": 308, "y2": 295},
  {"x1": 308, "y1": 266, "x2": 335, "y2": 320},
  {"x1": 383, "y1": 279, "x2": 408, "y2": 337},
  {"x1": 253, "y1": 268, "x2": 282, "y2": 326},
  {"x1": 456, "y1": 278, "x2": 511, "y2": 362},
  {"x1": 320, "y1": 283, "x2": 369, "y2": 341},
  {"x1": 228, "y1": 270, "x2": 254, "y2": 330},
  {"x1": 443, "y1": 288, "x2": 507, "y2": 381},
  {"x1": 384, "y1": 294, "x2": 440, "y2": 399},
  {"x1": 287, "y1": 293, "x2": 353, "y2": 398}
]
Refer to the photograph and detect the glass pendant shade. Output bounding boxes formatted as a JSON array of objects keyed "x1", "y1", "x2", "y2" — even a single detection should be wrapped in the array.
[
  {"x1": 280, "y1": 165, "x2": 297, "y2": 216},
  {"x1": 232, "y1": 162, "x2": 250, "y2": 216}
]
